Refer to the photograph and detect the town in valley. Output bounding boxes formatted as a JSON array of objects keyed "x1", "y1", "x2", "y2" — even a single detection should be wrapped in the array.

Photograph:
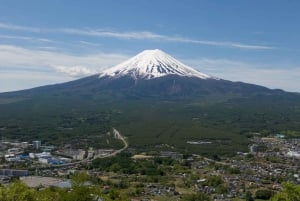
[{"x1": 0, "y1": 130, "x2": 299, "y2": 201}]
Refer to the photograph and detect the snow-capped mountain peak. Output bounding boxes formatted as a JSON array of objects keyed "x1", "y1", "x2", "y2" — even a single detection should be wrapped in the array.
[{"x1": 99, "y1": 49, "x2": 212, "y2": 80}]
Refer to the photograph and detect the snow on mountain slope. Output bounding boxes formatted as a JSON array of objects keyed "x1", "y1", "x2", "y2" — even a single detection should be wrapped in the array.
[{"x1": 99, "y1": 49, "x2": 213, "y2": 80}]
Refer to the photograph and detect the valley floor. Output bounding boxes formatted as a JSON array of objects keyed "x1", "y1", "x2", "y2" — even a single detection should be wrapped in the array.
[{"x1": 0, "y1": 133, "x2": 299, "y2": 200}]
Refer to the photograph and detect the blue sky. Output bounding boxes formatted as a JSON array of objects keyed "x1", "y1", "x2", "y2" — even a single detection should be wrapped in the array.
[{"x1": 0, "y1": 0, "x2": 300, "y2": 92}]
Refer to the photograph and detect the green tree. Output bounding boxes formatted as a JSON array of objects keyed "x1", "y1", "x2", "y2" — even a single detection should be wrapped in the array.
[
  {"x1": 203, "y1": 175, "x2": 223, "y2": 187},
  {"x1": 68, "y1": 173, "x2": 95, "y2": 201},
  {"x1": 0, "y1": 175, "x2": 108, "y2": 201},
  {"x1": 271, "y1": 183, "x2": 300, "y2": 201},
  {"x1": 35, "y1": 187, "x2": 64, "y2": 201},
  {"x1": 255, "y1": 189, "x2": 274, "y2": 200},
  {"x1": 228, "y1": 167, "x2": 241, "y2": 174},
  {"x1": 71, "y1": 172, "x2": 90, "y2": 187},
  {"x1": 0, "y1": 181, "x2": 36, "y2": 201},
  {"x1": 182, "y1": 192, "x2": 211, "y2": 201},
  {"x1": 245, "y1": 191, "x2": 254, "y2": 201},
  {"x1": 216, "y1": 184, "x2": 228, "y2": 194}
]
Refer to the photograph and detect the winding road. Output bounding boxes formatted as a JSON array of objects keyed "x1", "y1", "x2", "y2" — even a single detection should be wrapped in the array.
[{"x1": 98, "y1": 128, "x2": 128, "y2": 158}]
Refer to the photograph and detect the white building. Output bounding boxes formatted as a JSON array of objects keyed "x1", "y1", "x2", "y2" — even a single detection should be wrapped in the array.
[
  {"x1": 29, "y1": 153, "x2": 36, "y2": 159},
  {"x1": 39, "y1": 157, "x2": 49, "y2": 164},
  {"x1": 73, "y1": 149, "x2": 86, "y2": 160},
  {"x1": 286, "y1": 151, "x2": 300, "y2": 158},
  {"x1": 32, "y1": 141, "x2": 41, "y2": 150}
]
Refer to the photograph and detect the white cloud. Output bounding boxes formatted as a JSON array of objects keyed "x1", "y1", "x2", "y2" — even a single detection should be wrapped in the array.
[
  {"x1": 0, "y1": 44, "x2": 128, "y2": 72},
  {"x1": 0, "y1": 22, "x2": 41, "y2": 32},
  {"x1": 184, "y1": 58, "x2": 300, "y2": 92},
  {"x1": 228, "y1": 43, "x2": 273, "y2": 50},
  {"x1": 79, "y1": 40, "x2": 102, "y2": 46},
  {"x1": 0, "y1": 45, "x2": 129, "y2": 92},
  {"x1": 61, "y1": 28, "x2": 274, "y2": 50},
  {"x1": 0, "y1": 70, "x2": 73, "y2": 93},
  {"x1": 0, "y1": 34, "x2": 54, "y2": 43},
  {"x1": 62, "y1": 28, "x2": 163, "y2": 40},
  {"x1": 166, "y1": 37, "x2": 274, "y2": 50},
  {"x1": 0, "y1": 22, "x2": 274, "y2": 50},
  {"x1": 53, "y1": 65, "x2": 98, "y2": 77}
]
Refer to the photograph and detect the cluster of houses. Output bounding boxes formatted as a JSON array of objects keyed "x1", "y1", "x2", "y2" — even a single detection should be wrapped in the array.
[
  {"x1": 29, "y1": 152, "x2": 69, "y2": 165},
  {"x1": 251, "y1": 135, "x2": 300, "y2": 159},
  {"x1": 54, "y1": 146, "x2": 115, "y2": 161},
  {"x1": 143, "y1": 184, "x2": 178, "y2": 196},
  {"x1": 184, "y1": 135, "x2": 300, "y2": 199},
  {"x1": 1, "y1": 140, "x2": 69, "y2": 165}
]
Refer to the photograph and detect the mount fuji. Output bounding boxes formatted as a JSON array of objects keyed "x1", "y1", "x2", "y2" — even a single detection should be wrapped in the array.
[
  {"x1": 47, "y1": 49, "x2": 283, "y2": 99},
  {"x1": 0, "y1": 49, "x2": 300, "y2": 154},
  {"x1": 1, "y1": 49, "x2": 288, "y2": 99},
  {"x1": 100, "y1": 49, "x2": 212, "y2": 80}
]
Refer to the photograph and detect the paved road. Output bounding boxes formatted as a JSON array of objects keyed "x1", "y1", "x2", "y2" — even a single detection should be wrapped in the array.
[
  {"x1": 96, "y1": 128, "x2": 128, "y2": 158},
  {"x1": 203, "y1": 157, "x2": 230, "y2": 166}
]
